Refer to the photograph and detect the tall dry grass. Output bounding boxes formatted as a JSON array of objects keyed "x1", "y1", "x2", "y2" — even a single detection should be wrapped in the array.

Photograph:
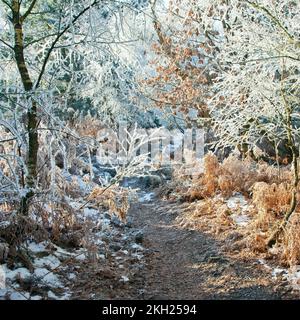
[{"x1": 168, "y1": 152, "x2": 300, "y2": 265}]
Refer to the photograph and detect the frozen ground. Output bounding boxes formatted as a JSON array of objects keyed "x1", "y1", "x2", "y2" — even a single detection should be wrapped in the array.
[
  {"x1": 1, "y1": 189, "x2": 300, "y2": 299},
  {"x1": 0, "y1": 199, "x2": 146, "y2": 300},
  {"x1": 226, "y1": 193, "x2": 251, "y2": 227}
]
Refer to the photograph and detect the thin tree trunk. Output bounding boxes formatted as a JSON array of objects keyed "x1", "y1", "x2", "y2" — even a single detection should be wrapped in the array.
[
  {"x1": 12, "y1": 1, "x2": 39, "y2": 215},
  {"x1": 267, "y1": 149, "x2": 298, "y2": 247},
  {"x1": 267, "y1": 85, "x2": 299, "y2": 246},
  {"x1": 10, "y1": 0, "x2": 99, "y2": 215}
]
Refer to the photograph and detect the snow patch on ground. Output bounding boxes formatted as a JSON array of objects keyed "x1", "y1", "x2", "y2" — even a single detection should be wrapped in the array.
[
  {"x1": 285, "y1": 266, "x2": 300, "y2": 291},
  {"x1": 226, "y1": 193, "x2": 248, "y2": 210},
  {"x1": 0, "y1": 240, "x2": 68, "y2": 300},
  {"x1": 27, "y1": 241, "x2": 47, "y2": 254},
  {"x1": 226, "y1": 193, "x2": 251, "y2": 227},
  {"x1": 34, "y1": 255, "x2": 61, "y2": 269},
  {"x1": 47, "y1": 290, "x2": 71, "y2": 300},
  {"x1": 0, "y1": 156, "x2": 148, "y2": 300},
  {"x1": 120, "y1": 275, "x2": 129, "y2": 283},
  {"x1": 83, "y1": 207, "x2": 99, "y2": 219},
  {"x1": 231, "y1": 214, "x2": 250, "y2": 227},
  {"x1": 9, "y1": 292, "x2": 30, "y2": 300},
  {"x1": 34, "y1": 267, "x2": 63, "y2": 288},
  {"x1": 4, "y1": 266, "x2": 31, "y2": 282},
  {"x1": 259, "y1": 259, "x2": 300, "y2": 291},
  {"x1": 139, "y1": 192, "x2": 155, "y2": 203},
  {"x1": 0, "y1": 202, "x2": 147, "y2": 300},
  {"x1": 0, "y1": 264, "x2": 64, "y2": 300}
]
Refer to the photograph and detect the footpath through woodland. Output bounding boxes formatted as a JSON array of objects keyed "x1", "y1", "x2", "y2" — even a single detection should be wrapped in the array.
[{"x1": 125, "y1": 195, "x2": 298, "y2": 300}]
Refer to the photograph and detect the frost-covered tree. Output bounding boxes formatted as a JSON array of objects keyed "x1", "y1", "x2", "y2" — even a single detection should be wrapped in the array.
[
  {"x1": 196, "y1": 0, "x2": 300, "y2": 245},
  {"x1": 0, "y1": 0, "x2": 151, "y2": 214}
]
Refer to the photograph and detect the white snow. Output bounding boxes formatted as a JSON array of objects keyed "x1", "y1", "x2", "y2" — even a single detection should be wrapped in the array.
[
  {"x1": 226, "y1": 193, "x2": 251, "y2": 227},
  {"x1": 0, "y1": 265, "x2": 6, "y2": 289},
  {"x1": 34, "y1": 268, "x2": 63, "y2": 288},
  {"x1": 0, "y1": 266, "x2": 31, "y2": 300},
  {"x1": 9, "y1": 292, "x2": 30, "y2": 300},
  {"x1": 27, "y1": 241, "x2": 47, "y2": 253},
  {"x1": 131, "y1": 243, "x2": 143, "y2": 250},
  {"x1": 68, "y1": 273, "x2": 76, "y2": 280},
  {"x1": 30, "y1": 295, "x2": 43, "y2": 300},
  {"x1": 131, "y1": 252, "x2": 143, "y2": 260},
  {"x1": 120, "y1": 275, "x2": 129, "y2": 282},
  {"x1": 272, "y1": 267, "x2": 286, "y2": 278},
  {"x1": 4, "y1": 266, "x2": 31, "y2": 282},
  {"x1": 259, "y1": 259, "x2": 300, "y2": 291},
  {"x1": 0, "y1": 289, "x2": 7, "y2": 299},
  {"x1": 34, "y1": 255, "x2": 61, "y2": 269},
  {"x1": 0, "y1": 221, "x2": 11, "y2": 228},
  {"x1": 226, "y1": 193, "x2": 248, "y2": 210},
  {"x1": 74, "y1": 251, "x2": 87, "y2": 261},
  {"x1": 83, "y1": 208, "x2": 99, "y2": 219},
  {"x1": 284, "y1": 266, "x2": 300, "y2": 291},
  {"x1": 231, "y1": 213, "x2": 250, "y2": 227},
  {"x1": 139, "y1": 192, "x2": 155, "y2": 202}
]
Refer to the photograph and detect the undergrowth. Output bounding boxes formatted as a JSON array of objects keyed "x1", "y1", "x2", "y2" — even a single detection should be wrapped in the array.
[{"x1": 161, "y1": 152, "x2": 300, "y2": 267}]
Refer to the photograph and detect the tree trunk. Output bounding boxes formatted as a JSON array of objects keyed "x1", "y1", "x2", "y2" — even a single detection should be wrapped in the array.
[
  {"x1": 267, "y1": 149, "x2": 298, "y2": 247},
  {"x1": 267, "y1": 87, "x2": 299, "y2": 247},
  {"x1": 12, "y1": 1, "x2": 39, "y2": 215}
]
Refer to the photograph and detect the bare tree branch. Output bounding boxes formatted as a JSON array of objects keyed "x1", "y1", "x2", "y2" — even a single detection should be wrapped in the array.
[
  {"x1": 21, "y1": 0, "x2": 38, "y2": 22},
  {"x1": 24, "y1": 32, "x2": 58, "y2": 48},
  {"x1": 0, "y1": 0, "x2": 13, "y2": 10},
  {"x1": 236, "y1": 55, "x2": 300, "y2": 64},
  {"x1": 35, "y1": 0, "x2": 100, "y2": 89},
  {"x1": 246, "y1": 0, "x2": 294, "y2": 41},
  {"x1": 26, "y1": 10, "x2": 52, "y2": 15},
  {"x1": 53, "y1": 38, "x2": 140, "y2": 49},
  {"x1": 0, "y1": 38, "x2": 14, "y2": 49}
]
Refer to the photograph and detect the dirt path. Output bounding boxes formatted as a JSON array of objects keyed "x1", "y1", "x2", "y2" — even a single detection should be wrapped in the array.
[{"x1": 129, "y1": 196, "x2": 298, "y2": 300}]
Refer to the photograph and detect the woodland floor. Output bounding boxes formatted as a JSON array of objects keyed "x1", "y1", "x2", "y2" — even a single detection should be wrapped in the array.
[
  {"x1": 69, "y1": 192, "x2": 300, "y2": 300},
  {"x1": 126, "y1": 195, "x2": 299, "y2": 300}
]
